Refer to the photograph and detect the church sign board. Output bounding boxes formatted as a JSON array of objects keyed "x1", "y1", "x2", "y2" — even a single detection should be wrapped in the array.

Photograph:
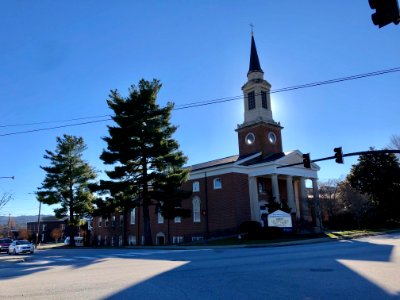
[{"x1": 267, "y1": 210, "x2": 292, "y2": 228}]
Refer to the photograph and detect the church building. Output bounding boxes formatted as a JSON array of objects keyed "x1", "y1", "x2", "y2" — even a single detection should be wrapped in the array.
[{"x1": 92, "y1": 34, "x2": 322, "y2": 246}]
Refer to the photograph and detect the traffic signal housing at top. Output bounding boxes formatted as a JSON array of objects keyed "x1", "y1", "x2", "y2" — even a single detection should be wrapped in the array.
[
  {"x1": 369, "y1": 0, "x2": 400, "y2": 28},
  {"x1": 334, "y1": 147, "x2": 344, "y2": 164},
  {"x1": 302, "y1": 153, "x2": 311, "y2": 168}
]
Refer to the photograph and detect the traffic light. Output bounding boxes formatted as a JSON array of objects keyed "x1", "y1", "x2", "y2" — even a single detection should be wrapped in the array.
[
  {"x1": 334, "y1": 147, "x2": 344, "y2": 164},
  {"x1": 302, "y1": 153, "x2": 311, "y2": 168},
  {"x1": 369, "y1": 0, "x2": 400, "y2": 28}
]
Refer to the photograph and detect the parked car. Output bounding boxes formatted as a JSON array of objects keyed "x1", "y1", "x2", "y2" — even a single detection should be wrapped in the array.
[
  {"x1": 0, "y1": 238, "x2": 13, "y2": 253},
  {"x1": 8, "y1": 240, "x2": 34, "y2": 255},
  {"x1": 64, "y1": 236, "x2": 84, "y2": 246}
]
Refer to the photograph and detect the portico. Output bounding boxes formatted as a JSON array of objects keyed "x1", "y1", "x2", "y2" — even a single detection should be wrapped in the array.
[{"x1": 244, "y1": 150, "x2": 321, "y2": 231}]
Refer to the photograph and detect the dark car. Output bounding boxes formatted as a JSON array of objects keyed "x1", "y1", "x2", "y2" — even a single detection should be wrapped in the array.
[{"x1": 0, "y1": 238, "x2": 13, "y2": 253}]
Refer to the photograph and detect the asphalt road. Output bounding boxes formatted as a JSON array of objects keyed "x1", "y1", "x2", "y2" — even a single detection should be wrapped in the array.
[{"x1": 0, "y1": 233, "x2": 399, "y2": 299}]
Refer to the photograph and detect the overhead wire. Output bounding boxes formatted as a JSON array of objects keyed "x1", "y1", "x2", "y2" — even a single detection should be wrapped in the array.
[{"x1": 0, "y1": 66, "x2": 399, "y2": 137}]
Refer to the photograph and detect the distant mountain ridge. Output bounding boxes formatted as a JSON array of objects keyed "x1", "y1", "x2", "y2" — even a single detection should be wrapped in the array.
[{"x1": 0, "y1": 215, "x2": 53, "y2": 227}]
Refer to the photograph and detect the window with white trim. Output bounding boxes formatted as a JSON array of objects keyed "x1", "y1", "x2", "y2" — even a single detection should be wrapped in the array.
[
  {"x1": 105, "y1": 217, "x2": 109, "y2": 227},
  {"x1": 130, "y1": 208, "x2": 135, "y2": 224},
  {"x1": 248, "y1": 91, "x2": 256, "y2": 110},
  {"x1": 119, "y1": 215, "x2": 123, "y2": 227},
  {"x1": 261, "y1": 91, "x2": 268, "y2": 109},
  {"x1": 213, "y1": 178, "x2": 222, "y2": 189},
  {"x1": 174, "y1": 216, "x2": 182, "y2": 223},
  {"x1": 193, "y1": 181, "x2": 200, "y2": 192},
  {"x1": 192, "y1": 196, "x2": 201, "y2": 223},
  {"x1": 173, "y1": 236, "x2": 184, "y2": 244},
  {"x1": 158, "y1": 211, "x2": 164, "y2": 224},
  {"x1": 112, "y1": 215, "x2": 116, "y2": 227},
  {"x1": 192, "y1": 236, "x2": 204, "y2": 242},
  {"x1": 128, "y1": 235, "x2": 136, "y2": 246}
]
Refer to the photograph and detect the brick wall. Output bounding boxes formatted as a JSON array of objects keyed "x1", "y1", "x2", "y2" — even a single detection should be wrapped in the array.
[{"x1": 92, "y1": 172, "x2": 252, "y2": 245}]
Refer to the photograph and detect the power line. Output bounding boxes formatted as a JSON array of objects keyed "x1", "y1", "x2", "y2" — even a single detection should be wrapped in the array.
[
  {"x1": 0, "y1": 66, "x2": 399, "y2": 137},
  {"x1": 0, "y1": 119, "x2": 110, "y2": 137},
  {"x1": 0, "y1": 115, "x2": 111, "y2": 128}
]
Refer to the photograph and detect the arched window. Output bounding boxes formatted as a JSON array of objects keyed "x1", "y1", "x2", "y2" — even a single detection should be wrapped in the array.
[
  {"x1": 156, "y1": 232, "x2": 166, "y2": 245},
  {"x1": 193, "y1": 181, "x2": 200, "y2": 192},
  {"x1": 192, "y1": 196, "x2": 201, "y2": 223}
]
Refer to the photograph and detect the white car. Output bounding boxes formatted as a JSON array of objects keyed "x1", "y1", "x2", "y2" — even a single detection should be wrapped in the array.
[
  {"x1": 8, "y1": 240, "x2": 34, "y2": 255},
  {"x1": 64, "y1": 236, "x2": 84, "y2": 246}
]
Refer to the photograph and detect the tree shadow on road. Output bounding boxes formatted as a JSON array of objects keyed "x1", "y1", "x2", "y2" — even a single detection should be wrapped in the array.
[{"x1": 106, "y1": 238, "x2": 400, "y2": 300}]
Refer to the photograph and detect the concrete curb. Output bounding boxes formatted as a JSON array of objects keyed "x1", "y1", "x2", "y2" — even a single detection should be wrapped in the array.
[{"x1": 1, "y1": 231, "x2": 399, "y2": 264}]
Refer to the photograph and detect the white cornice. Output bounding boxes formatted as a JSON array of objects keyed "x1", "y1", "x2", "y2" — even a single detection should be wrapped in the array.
[{"x1": 189, "y1": 150, "x2": 319, "y2": 180}]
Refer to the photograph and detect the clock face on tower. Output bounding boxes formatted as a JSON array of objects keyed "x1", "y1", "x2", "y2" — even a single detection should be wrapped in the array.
[
  {"x1": 268, "y1": 131, "x2": 277, "y2": 144},
  {"x1": 237, "y1": 123, "x2": 282, "y2": 157},
  {"x1": 245, "y1": 132, "x2": 255, "y2": 145}
]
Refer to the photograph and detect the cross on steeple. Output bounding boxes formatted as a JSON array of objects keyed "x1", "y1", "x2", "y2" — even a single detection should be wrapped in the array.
[{"x1": 250, "y1": 23, "x2": 254, "y2": 36}]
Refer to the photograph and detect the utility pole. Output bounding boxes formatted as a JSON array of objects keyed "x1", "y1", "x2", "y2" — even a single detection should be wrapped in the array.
[
  {"x1": 7, "y1": 214, "x2": 11, "y2": 238},
  {"x1": 36, "y1": 201, "x2": 42, "y2": 248}
]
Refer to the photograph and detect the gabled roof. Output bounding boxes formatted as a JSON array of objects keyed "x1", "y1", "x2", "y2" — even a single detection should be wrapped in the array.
[
  {"x1": 189, "y1": 155, "x2": 239, "y2": 171},
  {"x1": 239, "y1": 152, "x2": 285, "y2": 166}
]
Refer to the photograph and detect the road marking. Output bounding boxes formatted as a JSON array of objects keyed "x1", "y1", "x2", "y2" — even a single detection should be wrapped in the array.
[{"x1": 54, "y1": 258, "x2": 75, "y2": 261}]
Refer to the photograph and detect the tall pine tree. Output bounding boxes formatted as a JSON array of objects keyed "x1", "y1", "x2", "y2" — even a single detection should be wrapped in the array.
[
  {"x1": 37, "y1": 135, "x2": 97, "y2": 246},
  {"x1": 99, "y1": 79, "x2": 189, "y2": 245}
]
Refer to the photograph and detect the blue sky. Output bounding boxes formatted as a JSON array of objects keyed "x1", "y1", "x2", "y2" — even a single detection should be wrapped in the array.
[{"x1": 1, "y1": 1, "x2": 399, "y2": 216}]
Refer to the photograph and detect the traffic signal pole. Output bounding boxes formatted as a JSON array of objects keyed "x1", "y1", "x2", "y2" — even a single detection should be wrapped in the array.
[{"x1": 277, "y1": 149, "x2": 400, "y2": 169}]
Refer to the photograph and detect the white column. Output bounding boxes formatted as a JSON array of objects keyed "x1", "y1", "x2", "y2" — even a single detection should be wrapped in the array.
[
  {"x1": 271, "y1": 174, "x2": 280, "y2": 203},
  {"x1": 299, "y1": 177, "x2": 310, "y2": 222},
  {"x1": 312, "y1": 178, "x2": 322, "y2": 230},
  {"x1": 248, "y1": 176, "x2": 260, "y2": 221},
  {"x1": 286, "y1": 176, "x2": 296, "y2": 213},
  {"x1": 293, "y1": 179, "x2": 301, "y2": 219}
]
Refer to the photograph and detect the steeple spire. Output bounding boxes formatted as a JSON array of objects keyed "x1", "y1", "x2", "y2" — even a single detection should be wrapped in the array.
[{"x1": 248, "y1": 34, "x2": 263, "y2": 75}]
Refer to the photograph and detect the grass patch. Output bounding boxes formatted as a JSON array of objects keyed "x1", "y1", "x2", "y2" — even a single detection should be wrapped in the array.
[{"x1": 325, "y1": 228, "x2": 400, "y2": 239}]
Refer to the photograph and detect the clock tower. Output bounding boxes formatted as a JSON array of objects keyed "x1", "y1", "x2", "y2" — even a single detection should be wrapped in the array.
[{"x1": 236, "y1": 34, "x2": 283, "y2": 158}]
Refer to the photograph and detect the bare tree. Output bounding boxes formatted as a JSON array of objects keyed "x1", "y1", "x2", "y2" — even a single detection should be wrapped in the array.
[
  {"x1": 389, "y1": 134, "x2": 400, "y2": 150},
  {"x1": 389, "y1": 135, "x2": 400, "y2": 160},
  {"x1": 18, "y1": 228, "x2": 29, "y2": 240},
  {"x1": 337, "y1": 181, "x2": 372, "y2": 228},
  {"x1": 0, "y1": 192, "x2": 12, "y2": 213},
  {"x1": 50, "y1": 227, "x2": 63, "y2": 242},
  {"x1": 318, "y1": 179, "x2": 341, "y2": 221}
]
